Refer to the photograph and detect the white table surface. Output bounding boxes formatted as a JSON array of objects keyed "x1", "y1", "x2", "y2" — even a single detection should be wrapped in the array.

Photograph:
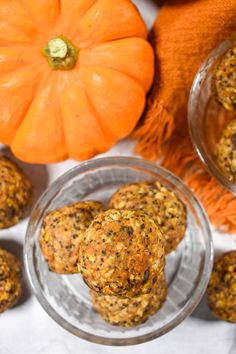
[{"x1": 0, "y1": 1, "x2": 236, "y2": 353}]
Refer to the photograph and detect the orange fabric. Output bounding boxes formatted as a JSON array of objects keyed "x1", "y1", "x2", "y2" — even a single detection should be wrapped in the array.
[
  {"x1": 134, "y1": 0, "x2": 236, "y2": 232},
  {"x1": 162, "y1": 135, "x2": 236, "y2": 233}
]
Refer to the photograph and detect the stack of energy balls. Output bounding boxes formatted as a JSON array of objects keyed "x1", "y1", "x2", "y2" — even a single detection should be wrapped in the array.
[
  {"x1": 40, "y1": 181, "x2": 187, "y2": 327},
  {"x1": 0, "y1": 154, "x2": 32, "y2": 313},
  {"x1": 214, "y1": 45, "x2": 236, "y2": 180}
]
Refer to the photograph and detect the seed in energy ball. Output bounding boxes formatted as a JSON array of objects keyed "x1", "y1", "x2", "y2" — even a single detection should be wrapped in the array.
[
  {"x1": 0, "y1": 155, "x2": 32, "y2": 229},
  {"x1": 216, "y1": 119, "x2": 236, "y2": 180},
  {"x1": 0, "y1": 248, "x2": 22, "y2": 313},
  {"x1": 91, "y1": 272, "x2": 167, "y2": 327},
  {"x1": 213, "y1": 46, "x2": 236, "y2": 111},
  {"x1": 39, "y1": 201, "x2": 104, "y2": 274},
  {"x1": 109, "y1": 181, "x2": 186, "y2": 254},
  {"x1": 79, "y1": 209, "x2": 165, "y2": 297},
  {"x1": 207, "y1": 251, "x2": 236, "y2": 323}
]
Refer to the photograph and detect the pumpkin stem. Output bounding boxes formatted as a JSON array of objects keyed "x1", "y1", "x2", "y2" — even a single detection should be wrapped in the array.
[{"x1": 43, "y1": 36, "x2": 78, "y2": 70}]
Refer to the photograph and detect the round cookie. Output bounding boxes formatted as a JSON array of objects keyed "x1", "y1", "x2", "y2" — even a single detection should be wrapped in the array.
[
  {"x1": 0, "y1": 155, "x2": 32, "y2": 229},
  {"x1": 79, "y1": 209, "x2": 165, "y2": 297},
  {"x1": 109, "y1": 182, "x2": 186, "y2": 254},
  {"x1": 91, "y1": 272, "x2": 167, "y2": 327},
  {"x1": 213, "y1": 46, "x2": 236, "y2": 111},
  {"x1": 0, "y1": 248, "x2": 22, "y2": 313},
  {"x1": 207, "y1": 251, "x2": 236, "y2": 323},
  {"x1": 40, "y1": 201, "x2": 104, "y2": 274},
  {"x1": 216, "y1": 119, "x2": 236, "y2": 180}
]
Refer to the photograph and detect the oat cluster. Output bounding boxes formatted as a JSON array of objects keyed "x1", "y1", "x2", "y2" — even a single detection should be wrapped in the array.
[
  {"x1": 40, "y1": 201, "x2": 104, "y2": 274},
  {"x1": 109, "y1": 182, "x2": 186, "y2": 254},
  {"x1": 213, "y1": 46, "x2": 236, "y2": 111},
  {"x1": 216, "y1": 119, "x2": 236, "y2": 180},
  {"x1": 0, "y1": 155, "x2": 32, "y2": 229},
  {"x1": 207, "y1": 251, "x2": 236, "y2": 323},
  {"x1": 0, "y1": 248, "x2": 22, "y2": 313}
]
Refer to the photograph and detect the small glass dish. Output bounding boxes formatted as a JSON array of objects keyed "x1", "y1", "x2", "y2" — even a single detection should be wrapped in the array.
[
  {"x1": 188, "y1": 37, "x2": 236, "y2": 193},
  {"x1": 24, "y1": 157, "x2": 213, "y2": 346}
]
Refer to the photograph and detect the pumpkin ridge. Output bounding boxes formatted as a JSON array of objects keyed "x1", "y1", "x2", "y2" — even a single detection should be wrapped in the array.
[
  {"x1": 0, "y1": 62, "x2": 44, "y2": 91},
  {"x1": 79, "y1": 37, "x2": 154, "y2": 92},
  {"x1": 0, "y1": 65, "x2": 42, "y2": 145},
  {"x1": 12, "y1": 72, "x2": 68, "y2": 163},
  {"x1": 70, "y1": 0, "x2": 147, "y2": 49},
  {"x1": 68, "y1": 68, "x2": 117, "y2": 142},
  {"x1": 54, "y1": 73, "x2": 71, "y2": 156},
  {"x1": 81, "y1": 63, "x2": 148, "y2": 95},
  {"x1": 0, "y1": 1, "x2": 39, "y2": 44},
  {"x1": 58, "y1": 72, "x2": 116, "y2": 159},
  {"x1": 80, "y1": 64, "x2": 146, "y2": 138},
  {"x1": 83, "y1": 86, "x2": 118, "y2": 143},
  {"x1": 19, "y1": 0, "x2": 61, "y2": 30},
  {"x1": 0, "y1": 47, "x2": 44, "y2": 77},
  {"x1": 0, "y1": 59, "x2": 27, "y2": 77},
  {"x1": 4, "y1": 93, "x2": 35, "y2": 146},
  {"x1": 61, "y1": 0, "x2": 98, "y2": 38},
  {"x1": 0, "y1": 47, "x2": 28, "y2": 78}
]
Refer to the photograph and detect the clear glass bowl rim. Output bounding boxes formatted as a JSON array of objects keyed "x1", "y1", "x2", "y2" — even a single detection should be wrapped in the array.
[
  {"x1": 188, "y1": 38, "x2": 236, "y2": 194},
  {"x1": 24, "y1": 156, "x2": 213, "y2": 346}
]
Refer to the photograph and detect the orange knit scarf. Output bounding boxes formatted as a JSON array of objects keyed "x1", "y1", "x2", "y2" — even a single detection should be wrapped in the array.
[{"x1": 133, "y1": 0, "x2": 236, "y2": 233}]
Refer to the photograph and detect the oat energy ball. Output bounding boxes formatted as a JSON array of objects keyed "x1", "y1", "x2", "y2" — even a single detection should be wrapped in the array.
[
  {"x1": 91, "y1": 272, "x2": 167, "y2": 327},
  {"x1": 79, "y1": 210, "x2": 165, "y2": 297},
  {"x1": 0, "y1": 155, "x2": 32, "y2": 229},
  {"x1": 213, "y1": 46, "x2": 236, "y2": 111},
  {"x1": 109, "y1": 182, "x2": 186, "y2": 254},
  {"x1": 207, "y1": 251, "x2": 236, "y2": 323},
  {"x1": 40, "y1": 201, "x2": 104, "y2": 274},
  {"x1": 216, "y1": 119, "x2": 236, "y2": 180},
  {"x1": 0, "y1": 248, "x2": 22, "y2": 313}
]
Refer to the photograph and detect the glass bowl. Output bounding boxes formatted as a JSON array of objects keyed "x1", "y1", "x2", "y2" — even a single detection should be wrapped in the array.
[
  {"x1": 24, "y1": 157, "x2": 213, "y2": 346},
  {"x1": 188, "y1": 37, "x2": 236, "y2": 193}
]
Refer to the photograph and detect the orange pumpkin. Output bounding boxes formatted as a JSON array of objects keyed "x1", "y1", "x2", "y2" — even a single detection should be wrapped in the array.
[{"x1": 0, "y1": 0, "x2": 154, "y2": 163}]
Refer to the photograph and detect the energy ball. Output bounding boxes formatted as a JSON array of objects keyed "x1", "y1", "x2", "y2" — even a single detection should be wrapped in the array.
[
  {"x1": 216, "y1": 119, "x2": 236, "y2": 180},
  {"x1": 0, "y1": 155, "x2": 32, "y2": 229},
  {"x1": 79, "y1": 209, "x2": 165, "y2": 297},
  {"x1": 0, "y1": 248, "x2": 22, "y2": 313},
  {"x1": 91, "y1": 272, "x2": 167, "y2": 327},
  {"x1": 207, "y1": 251, "x2": 236, "y2": 323},
  {"x1": 213, "y1": 46, "x2": 236, "y2": 111},
  {"x1": 40, "y1": 201, "x2": 104, "y2": 274},
  {"x1": 109, "y1": 182, "x2": 186, "y2": 254}
]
